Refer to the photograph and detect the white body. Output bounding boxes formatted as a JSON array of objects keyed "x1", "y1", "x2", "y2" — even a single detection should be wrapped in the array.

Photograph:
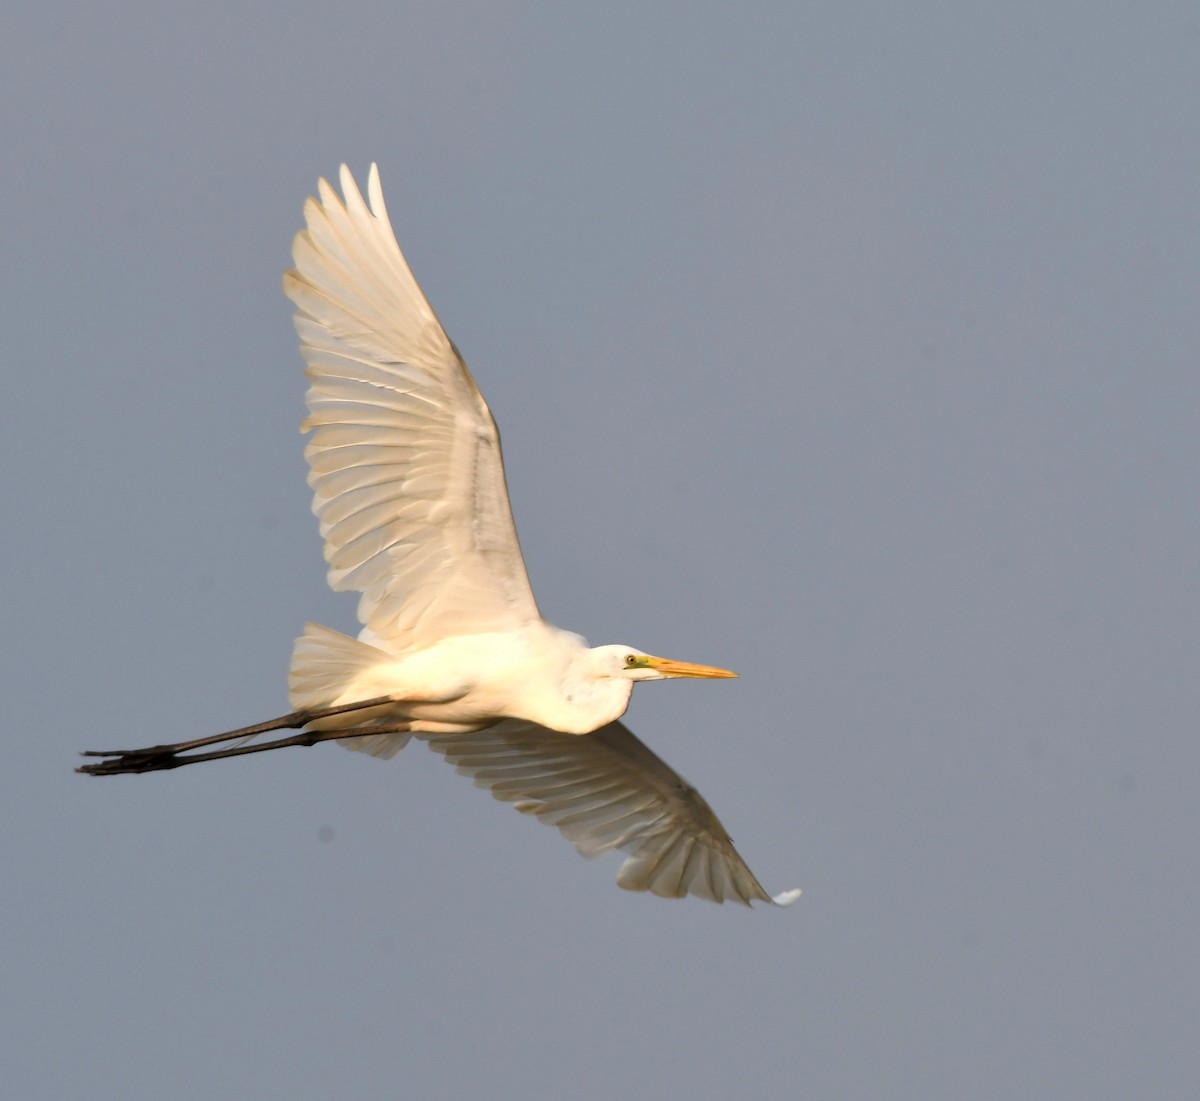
[{"x1": 293, "y1": 622, "x2": 635, "y2": 738}]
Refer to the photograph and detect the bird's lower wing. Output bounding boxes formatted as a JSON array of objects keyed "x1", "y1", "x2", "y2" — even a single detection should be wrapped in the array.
[{"x1": 422, "y1": 720, "x2": 799, "y2": 907}]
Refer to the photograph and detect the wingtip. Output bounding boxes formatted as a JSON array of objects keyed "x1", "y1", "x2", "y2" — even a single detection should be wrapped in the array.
[
  {"x1": 365, "y1": 162, "x2": 387, "y2": 223},
  {"x1": 771, "y1": 887, "x2": 802, "y2": 907}
]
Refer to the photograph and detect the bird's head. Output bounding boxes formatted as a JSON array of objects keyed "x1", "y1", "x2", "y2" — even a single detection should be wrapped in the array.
[{"x1": 593, "y1": 645, "x2": 739, "y2": 683}]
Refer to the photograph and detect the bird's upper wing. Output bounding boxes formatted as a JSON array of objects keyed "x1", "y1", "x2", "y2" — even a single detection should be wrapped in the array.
[
  {"x1": 283, "y1": 165, "x2": 540, "y2": 648},
  {"x1": 422, "y1": 719, "x2": 799, "y2": 906}
]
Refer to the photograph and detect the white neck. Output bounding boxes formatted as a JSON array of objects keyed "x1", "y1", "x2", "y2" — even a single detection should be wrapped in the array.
[{"x1": 513, "y1": 650, "x2": 632, "y2": 735}]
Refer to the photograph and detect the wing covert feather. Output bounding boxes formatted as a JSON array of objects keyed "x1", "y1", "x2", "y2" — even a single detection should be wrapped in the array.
[
  {"x1": 423, "y1": 720, "x2": 799, "y2": 906},
  {"x1": 284, "y1": 165, "x2": 539, "y2": 648}
]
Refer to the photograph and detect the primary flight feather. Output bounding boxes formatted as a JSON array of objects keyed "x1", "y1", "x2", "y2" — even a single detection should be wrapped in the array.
[{"x1": 80, "y1": 165, "x2": 799, "y2": 908}]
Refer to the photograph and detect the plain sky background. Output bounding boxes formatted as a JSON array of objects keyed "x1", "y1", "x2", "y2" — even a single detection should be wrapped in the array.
[{"x1": 3, "y1": 4, "x2": 1198, "y2": 1098}]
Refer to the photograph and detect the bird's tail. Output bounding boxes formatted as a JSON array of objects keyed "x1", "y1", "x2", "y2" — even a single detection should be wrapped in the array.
[{"x1": 289, "y1": 622, "x2": 413, "y2": 759}]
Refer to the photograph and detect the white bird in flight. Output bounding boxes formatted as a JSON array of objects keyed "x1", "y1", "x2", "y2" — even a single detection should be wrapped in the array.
[{"x1": 81, "y1": 165, "x2": 799, "y2": 907}]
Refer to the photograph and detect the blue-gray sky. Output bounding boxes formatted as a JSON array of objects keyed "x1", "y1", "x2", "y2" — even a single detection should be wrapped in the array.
[{"x1": 4, "y1": 4, "x2": 1198, "y2": 1098}]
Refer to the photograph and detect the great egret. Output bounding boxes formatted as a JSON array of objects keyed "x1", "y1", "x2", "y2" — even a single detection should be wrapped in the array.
[{"x1": 81, "y1": 166, "x2": 799, "y2": 907}]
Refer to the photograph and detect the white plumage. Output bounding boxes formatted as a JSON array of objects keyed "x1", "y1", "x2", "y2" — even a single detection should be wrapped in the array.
[
  {"x1": 81, "y1": 165, "x2": 798, "y2": 909},
  {"x1": 285, "y1": 168, "x2": 537, "y2": 649}
]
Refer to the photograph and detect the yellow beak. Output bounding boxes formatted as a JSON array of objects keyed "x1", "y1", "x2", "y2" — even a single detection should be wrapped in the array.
[{"x1": 645, "y1": 656, "x2": 739, "y2": 679}]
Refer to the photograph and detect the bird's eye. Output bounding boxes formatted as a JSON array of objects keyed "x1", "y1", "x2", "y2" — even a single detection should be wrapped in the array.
[{"x1": 625, "y1": 654, "x2": 639, "y2": 667}]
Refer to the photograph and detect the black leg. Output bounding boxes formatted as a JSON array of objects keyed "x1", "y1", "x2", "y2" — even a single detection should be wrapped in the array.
[{"x1": 78, "y1": 696, "x2": 405, "y2": 775}]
